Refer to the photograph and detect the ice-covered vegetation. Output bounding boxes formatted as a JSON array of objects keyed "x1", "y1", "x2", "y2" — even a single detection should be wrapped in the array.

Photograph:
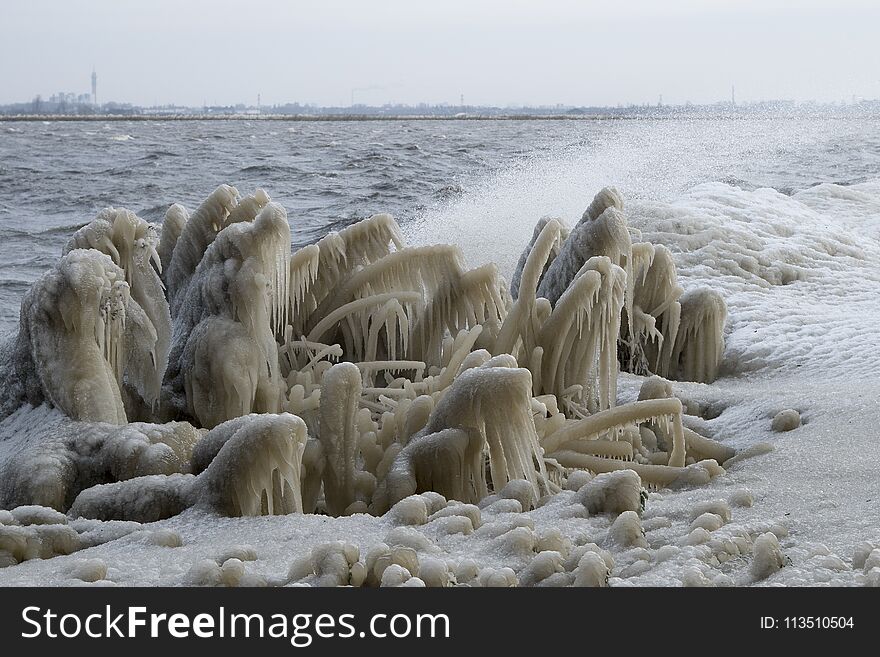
[{"x1": 1, "y1": 182, "x2": 875, "y2": 587}]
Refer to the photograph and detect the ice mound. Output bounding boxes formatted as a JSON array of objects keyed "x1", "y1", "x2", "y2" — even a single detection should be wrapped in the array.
[
  {"x1": 68, "y1": 413, "x2": 309, "y2": 521},
  {"x1": 0, "y1": 184, "x2": 749, "y2": 585},
  {"x1": 771, "y1": 409, "x2": 801, "y2": 432},
  {"x1": 0, "y1": 404, "x2": 200, "y2": 510},
  {"x1": 629, "y1": 181, "x2": 880, "y2": 378},
  {"x1": 0, "y1": 249, "x2": 157, "y2": 424}
]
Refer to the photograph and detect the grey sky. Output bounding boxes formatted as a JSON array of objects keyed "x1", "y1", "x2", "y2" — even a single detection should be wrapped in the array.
[{"x1": 2, "y1": 0, "x2": 878, "y2": 107}]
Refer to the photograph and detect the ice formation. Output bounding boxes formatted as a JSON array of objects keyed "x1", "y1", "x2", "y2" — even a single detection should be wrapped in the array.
[
  {"x1": 68, "y1": 413, "x2": 309, "y2": 521},
  {"x1": 771, "y1": 409, "x2": 801, "y2": 432},
  {"x1": 0, "y1": 249, "x2": 160, "y2": 424},
  {"x1": 668, "y1": 288, "x2": 727, "y2": 383},
  {"x1": 157, "y1": 203, "x2": 188, "y2": 281},
  {"x1": 0, "y1": 184, "x2": 747, "y2": 585},
  {"x1": 318, "y1": 363, "x2": 362, "y2": 516},
  {"x1": 165, "y1": 184, "x2": 242, "y2": 314},
  {"x1": 63, "y1": 207, "x2": 172, "y2": 413},
  {"x1": 166, "y1": 198, "x2": 292, "y2": 427}
]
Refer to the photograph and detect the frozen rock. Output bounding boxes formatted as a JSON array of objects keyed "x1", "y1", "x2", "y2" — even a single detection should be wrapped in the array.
[
  {"x1": 771, "y1": 409, "x2": 801, "y2": 432},
  {"x1": 576, "y1": 470, "x2": 643, "y2": 516},
  {"x1": 690, "y1": 512, "x2": 725, "y2": 532},
  {"x1": 68, "y1": 558, "x2": 108, "y2": 583},
  {"x1": 573, "y1": 551, "x2": 609, "y2": 587},
  {"x1": 751, "y1": 532, "x2": 786, "y2": 580},
  {"x1": 388, "y1": 495, "x2": 429, "y2": 526},
  {"x1": 608, "y1": 511, "x2": 647, "y2": 548}
]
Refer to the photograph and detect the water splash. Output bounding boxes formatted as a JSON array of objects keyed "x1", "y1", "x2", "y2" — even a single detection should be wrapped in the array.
[{"x1": 406, "y1": 116, "x2": 843, "y2": 276}]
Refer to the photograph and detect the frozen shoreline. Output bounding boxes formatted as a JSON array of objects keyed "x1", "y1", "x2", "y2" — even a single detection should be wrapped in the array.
[{"x1": 2, "y1": 179, "x2": 878, "y2": 586}]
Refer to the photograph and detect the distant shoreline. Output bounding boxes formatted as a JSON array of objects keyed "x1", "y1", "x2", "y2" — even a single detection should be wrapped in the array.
[
  {"x1": 0, "y1": 113, "x2": 620, "y2": 122},
  {"x1": 2, "y1": 109, "x2": 873, "y2": 123}
]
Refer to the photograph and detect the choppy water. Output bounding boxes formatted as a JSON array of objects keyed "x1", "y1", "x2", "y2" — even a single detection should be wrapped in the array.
[{"x1": 1, "y1": 116, "x2": 878, "y2": 334}]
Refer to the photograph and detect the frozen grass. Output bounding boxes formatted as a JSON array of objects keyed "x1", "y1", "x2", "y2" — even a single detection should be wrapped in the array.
[{"x1": 2, "y1": 180, "x2": 880, "y2": 586}]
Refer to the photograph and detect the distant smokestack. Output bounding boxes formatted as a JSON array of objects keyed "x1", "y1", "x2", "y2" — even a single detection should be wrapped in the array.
[{"x1": 91, "y1": 68, "x2": 97, "y2": 105}]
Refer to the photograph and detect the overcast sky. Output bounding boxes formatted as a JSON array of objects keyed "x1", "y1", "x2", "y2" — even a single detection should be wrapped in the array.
[{"x1": 1, "y1": 0, "x2": 879, "y2": 107}]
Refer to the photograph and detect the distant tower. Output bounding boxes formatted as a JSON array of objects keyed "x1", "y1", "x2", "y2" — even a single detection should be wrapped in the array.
[
  {"x1": 91, "y1": 68, "x2": 97, "y2": 105},
  {"x1": 731, "y1": 84, "x2": 735, "y2": 107},
  {"x1": 460, "y1": 93, "x2": 464, "y2": 107}
]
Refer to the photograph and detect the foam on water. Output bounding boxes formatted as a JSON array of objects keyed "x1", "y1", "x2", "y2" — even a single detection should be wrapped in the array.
[{"x1": 405, "y1": 117, "x2": 867, "y2": 277}]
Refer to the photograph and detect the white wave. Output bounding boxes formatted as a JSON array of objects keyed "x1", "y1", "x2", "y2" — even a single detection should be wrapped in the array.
[{"x1": 406, "y1": 117, "x2": 846, "y2": 276}]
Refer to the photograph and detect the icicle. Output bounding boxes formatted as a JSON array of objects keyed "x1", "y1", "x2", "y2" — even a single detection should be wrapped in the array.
[
  {"x1": 304, "y1": 214, "x2": 404, "y2": 329},
  {"x1": 429, "y1": 326, "x2": 483, "y2": 392},
  {"x1": 308, "y1": 245, "x2": 464, "y2": 340},
  {"x1": 374, "y1": 364, "x2": 547, "y2": 512},
  {"x1": 101, "y1": 280, "x2": 129, "y2": 386},
  {"x1": 535, "y1": 256, "x2": 625, "y2": 413},
  {"x1": 669, "y1": 287, "x2": 727, "y2": 383},
  {"x1": 541, "y1": 397, "x2": 686, "y2": 467},
  {"x1": 307, "y1": 291, "x2": 420, "y2": 353},
  {"x1": 195, "y1": 414, "x2": 309, "y2": 516},
  {"x1": 287, "y1": 244, "x2": 320, "y2": 335}
]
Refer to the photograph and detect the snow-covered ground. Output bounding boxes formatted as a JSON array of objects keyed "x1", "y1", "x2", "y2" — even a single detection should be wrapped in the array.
[{"x1": 2, "y1": 180, "x2": 879, "y2": 587}]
